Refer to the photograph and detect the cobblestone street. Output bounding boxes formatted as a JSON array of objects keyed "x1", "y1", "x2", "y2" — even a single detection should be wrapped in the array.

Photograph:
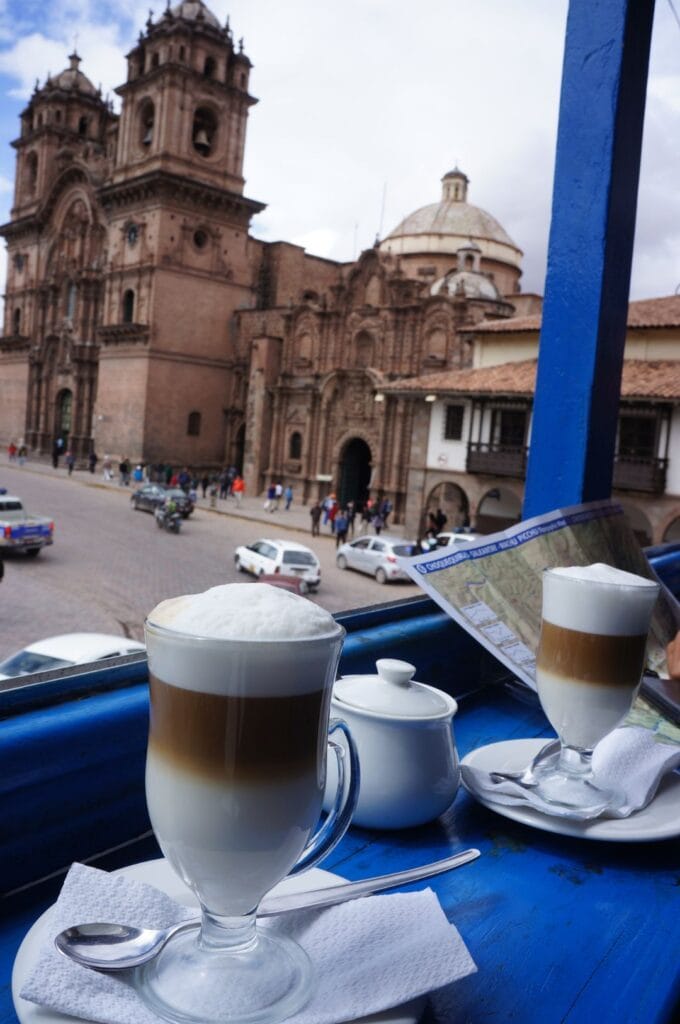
[{"x1": 0, "y1": 461, "x2": 418, "y2": 661}]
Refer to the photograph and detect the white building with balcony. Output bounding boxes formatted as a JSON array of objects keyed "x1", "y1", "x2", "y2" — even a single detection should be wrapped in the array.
[{"x1": 385, "y1": 295, "x2": 680, "y2": 545}]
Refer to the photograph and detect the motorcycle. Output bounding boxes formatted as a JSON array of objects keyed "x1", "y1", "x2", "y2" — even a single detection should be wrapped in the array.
[{"x1": 154, "y1": 503, "x2": 181, "y2": 534}]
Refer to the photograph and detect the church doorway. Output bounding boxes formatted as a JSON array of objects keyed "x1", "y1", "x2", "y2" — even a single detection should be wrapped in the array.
[
  {"x1": 55, "y1": 388, "x2": 73, "y2": 449},
  {"x1": 339, "y1": 438, "x2": 371, "y2": 508}
]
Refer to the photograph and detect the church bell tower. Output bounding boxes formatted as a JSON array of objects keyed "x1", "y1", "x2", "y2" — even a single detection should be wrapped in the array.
[
  {"x1": 112, "y1": 1, "x2": 256, "y2": 191},
  {"x1": 93, "y1": 1, "x2": 265, "y2": 466}
]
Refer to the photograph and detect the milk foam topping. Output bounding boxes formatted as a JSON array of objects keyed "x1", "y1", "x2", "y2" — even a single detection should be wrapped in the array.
[
  {"x1": 146, "y1": 584, "x2": 342, "y2": 695},
  {"x1": 149, "y1": 583, "x2": 337, "y2": 640},
  {"x1": 543, "y1": 563, "x2": 659, "y2": 636}
]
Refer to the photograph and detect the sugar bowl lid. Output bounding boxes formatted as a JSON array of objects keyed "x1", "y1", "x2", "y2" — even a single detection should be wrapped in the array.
[{"x1": 334, "y1": 658, "x2": 455, "y2": 719}]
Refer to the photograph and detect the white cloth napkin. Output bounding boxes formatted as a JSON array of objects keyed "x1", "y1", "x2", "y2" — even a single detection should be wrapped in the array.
[
  {"x1": 462, "y1": 726, "x2": 680, "y2": 819},
  {"x1": 20, "y1": 862, "x2": 476, "y2": 1024}
]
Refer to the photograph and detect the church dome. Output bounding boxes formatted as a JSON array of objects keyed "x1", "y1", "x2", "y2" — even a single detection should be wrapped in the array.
[
  {"x1": 170, "y1": 1, "x2": 221, "y2": 27},
  {"x1": 47, "y1": 54, "x2": 98, "y2": 97},
  {"x1": 379, "y1": 168, "x2": 522, "y2": 270}
]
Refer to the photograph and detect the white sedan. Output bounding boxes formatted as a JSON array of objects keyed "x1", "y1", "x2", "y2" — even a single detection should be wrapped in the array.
[
  {"x1": 0, "y1": 633, "x2": 145, "y2": 681},
  {"x1": 234, "y1": 539, "x2": 321, "y2": 592},
  {"x1": 435, "y1": 531, "x2": 483, "y2": 548}
]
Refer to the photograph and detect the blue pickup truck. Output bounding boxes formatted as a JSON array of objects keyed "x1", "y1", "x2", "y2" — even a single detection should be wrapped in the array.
[{"x1": 0, "y1": 493, "x2": 54, "y2": 557}]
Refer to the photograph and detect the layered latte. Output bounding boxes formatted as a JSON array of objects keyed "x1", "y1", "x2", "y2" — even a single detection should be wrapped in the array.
[
  {"x1": 145, "y1": 584, "x2": 342, "y2": 917},
  {"x1": 536, "y1": 564, "x2": 659, "y2": 750}
]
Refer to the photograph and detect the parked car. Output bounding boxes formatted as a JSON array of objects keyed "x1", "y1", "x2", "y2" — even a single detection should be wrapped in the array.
[
  {"x1": 131, "y1": 484, "x2": 194, "y2": 518},
  {"x1": 234, "y1": 539, "x2": 321, "y2": 590},
  {"x1": 0, "y1": 633, "x2": 145, "y2": 681},
  {"x1": 0, "y1": 493, "x2": 53, "y2": 557},
  {"x1": 336, "y1": 534, "x2": 420, "y2": 584},
  {"x1": 435, "y1": 531, "x2": 483, "y2": 548},
  {"x1": 257, "y1": 573, "x2": 311, "y2": 596}
]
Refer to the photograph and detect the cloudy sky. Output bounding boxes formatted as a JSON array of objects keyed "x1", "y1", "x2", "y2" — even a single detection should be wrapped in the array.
[{"x1": 0, "y1": 0, "x2": 679, "y2": 304}]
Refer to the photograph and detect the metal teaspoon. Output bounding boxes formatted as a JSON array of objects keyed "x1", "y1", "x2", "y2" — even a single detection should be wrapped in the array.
[{"x1": 55, "y1": 848, "x2": 480, "y2": 972}]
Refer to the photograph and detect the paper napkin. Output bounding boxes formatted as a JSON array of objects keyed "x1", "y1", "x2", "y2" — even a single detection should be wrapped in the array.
[
  {"x1": 20, "y1": 862, "x2": 476, "y2": 1024},
  {"x1": 462, "y1": 725, "x2": 680, "y2": 818}
]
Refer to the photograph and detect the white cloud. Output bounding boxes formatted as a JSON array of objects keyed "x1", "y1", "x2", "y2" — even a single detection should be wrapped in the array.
[{"x1": 0, "y1": 0, "x2": 679, "y2": 304}]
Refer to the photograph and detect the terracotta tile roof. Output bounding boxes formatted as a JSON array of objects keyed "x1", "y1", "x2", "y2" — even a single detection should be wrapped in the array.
[
  {"x1": 479, "y1": 294, "x2": 680, "y2": 333},
  {"x1": 384, "y1": 359, "x2": 680, "y2": 401}
]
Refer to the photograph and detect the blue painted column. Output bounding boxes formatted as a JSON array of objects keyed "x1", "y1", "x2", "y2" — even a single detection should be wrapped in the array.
[{"x1": 523, "y1": 0, "x2": 655, "y2": 518}]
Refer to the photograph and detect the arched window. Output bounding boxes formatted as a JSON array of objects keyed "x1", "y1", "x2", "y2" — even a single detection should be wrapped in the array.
[
  {"x1": 151, "y1": 52, "x2": 159, "y2": 69},
  {"x1": 66, "y1": 283, "x2": 77, "y2": 320},
  {"x1": 192, "y1": 107, "x2": 217, "y2": 156},
  {"x1": 122, "y1": 289, "x2": 135, "y2": 324},
  {"x1": 12, "y1": 308, "x2": 21, "y2": 334},
  {"x1": 55, "y1": 110, "x2": 62, "y2": 123},
  {"x1": 78, "y1": 116, "x2": 88, "y2": 137},
  {"x1": 139, "y1": 100, "x2": 154, "y2": 148},
  {"x1": 297, "y1": 332, "x2": 313, "y2": 363},
  {"x1": 25, "y1": 152, "x2": 38, "y2": 195},
  {"x1": 289, "y1": 432, "x2": 302, "y2": 459},
  {"x1": 179, "y1": 46, "x2": 185, "y2": 61},
  {"x1": 425, "y1": 328, "x2": 447, "y2": 361},
  {"x1": 353, "y1": 330, "x2": 374, "y2": 368},
  {"x1": 57, "y1": 389, "x2": 73, "y2": 435},
  {"x1": 204, "y1": 56, "x2": 216, "y2": 78},
  {"x1": 187, "y1": 411, "x2": 201, "y2": 436}
]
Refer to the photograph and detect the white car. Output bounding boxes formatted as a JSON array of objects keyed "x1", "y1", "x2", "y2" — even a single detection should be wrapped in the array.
[
  {"x1": 435, "y1": 531, "x2": 483, "y2": 548},
  {"x1": 0, "y1": 633, "x2": 145, "y2": 681},
  {"x1": 336, "y1": 535, "x2": 420, "y2": 584},
  {"x1": 234, "y1": 539, "x2": 321, "y2": 592}
]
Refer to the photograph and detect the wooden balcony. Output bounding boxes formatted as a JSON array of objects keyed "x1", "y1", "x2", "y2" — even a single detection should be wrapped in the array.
[
  {"x1": 467, "y1": 443, "x2": 528, "y2": 478},
  {"x1": 613, "y1": 455, "x2": 667, "y2": 493}
]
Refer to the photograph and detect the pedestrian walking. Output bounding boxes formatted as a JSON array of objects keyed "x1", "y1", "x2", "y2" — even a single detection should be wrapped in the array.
[
  {"x1": 380, "y1": 497, "x2": 393, "y2": 527},
  {"x1": 88, "y1": 450, "x2": 98, "y2": 474},
  {"x1": 102, "y1": 454, "x2": 113, "y2": 481},
  {"x1": 328, "y1": 497, "x2": 338, "y2": 534},
  {"x1": 7, "y1": 441, "x2": 17, "y2": 462},
  {"x1": 310, "y1": 501, "x2": 321, "y2": 537},
  {"x1": 65, "y1": 450, "x2": 75, "y2": 476},
  {"x1": 361, "y1": 498, "x2": 373, "y2": 527},
  {"x1": 372, "y1": 511, "x2": 385, "y2": 535},
  {"x1": 219, "y1": 468, "x2": 230, "y2": 499},
  {"x1": 264, "y1": 483, "x2": 276, "y2": 512},
  {"x1": 284, "y1": 484, "x2": 293, "y2": 510},
  {"x1": 346, "y1": 500, "x2": 356, "y2": 537},
  {"x1": 232, "y1": 475, "x2": 245, "y2": 506},
  {"x1": 119, "y1": 457, "x2": 131, "y2": 486},
  {"x1": 17, "y1": 442, "x2": 27, "y2": 466},
  {"x1": 201, "y1": 473, "x2": 210, "y2": 499},
  {"x1": 52, "y1": 437, "x2": 64, "y2": 469},
  {"x1": 274, "y1": 482, "x2": 283, "y2": 511},
  {"x1": 334, "y1": 509, "x2": 349, "y2": 548},
  {"x1": 435, "y1": 507, "x2": 448, "y2": 532}
]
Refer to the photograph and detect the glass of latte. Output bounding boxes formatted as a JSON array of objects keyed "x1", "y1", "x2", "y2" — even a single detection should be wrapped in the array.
[
  {"x1": 138, "y1": 584, "x2": 359, "y2": 1024},
  {"x1": 533, "y1": 563, "x2": 659, "y2": 816}
]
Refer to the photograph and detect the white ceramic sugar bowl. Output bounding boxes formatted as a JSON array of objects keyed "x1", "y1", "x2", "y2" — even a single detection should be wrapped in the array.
[{"x1": 325, "y1": 658, "x2": 460, "y2": 829}]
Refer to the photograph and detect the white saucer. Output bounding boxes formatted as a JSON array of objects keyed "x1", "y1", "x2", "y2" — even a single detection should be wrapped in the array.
[
  {"x1": 461, "y1": 738, "x2": 680, "y2": 842},
  {"x1": 12, "y1": 858, "x2": 425, "y2": 1024}
]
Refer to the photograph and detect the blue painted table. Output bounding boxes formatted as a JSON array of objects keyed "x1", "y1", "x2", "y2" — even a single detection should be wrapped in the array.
[{"x1": 0, "y1": 629, "x2": 678, "y2": 1023}]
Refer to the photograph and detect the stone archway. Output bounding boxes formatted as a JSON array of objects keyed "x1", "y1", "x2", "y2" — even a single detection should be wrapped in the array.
[
  {"x1": 618, "y1": 501, "x2": 653, "y2": 547},
  {"x1": 476, "y1": 486, "x2": 522, "y2": 533},
  {"x1": 55, "y1": 388, "x2": 73, "y2": 447},
  {"x1": 663, "y1": 516, "x2": 680, "y2": 542},
  {"x1": 338, "y1": 437, "x2": 372, "y2": 508},
  {"x1": 423, "y1": 482, "x2": 470, "y2": 535}
]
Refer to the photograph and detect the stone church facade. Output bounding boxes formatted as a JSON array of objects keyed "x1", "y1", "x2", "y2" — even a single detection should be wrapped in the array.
[{"x1": 0, "y1": 0, "x2": 533, "y2": 521}]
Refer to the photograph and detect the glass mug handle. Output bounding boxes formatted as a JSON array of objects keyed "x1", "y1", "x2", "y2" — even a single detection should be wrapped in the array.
[{"x1": 290, "y1": 719, "x2": 360, "y2": 874}]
